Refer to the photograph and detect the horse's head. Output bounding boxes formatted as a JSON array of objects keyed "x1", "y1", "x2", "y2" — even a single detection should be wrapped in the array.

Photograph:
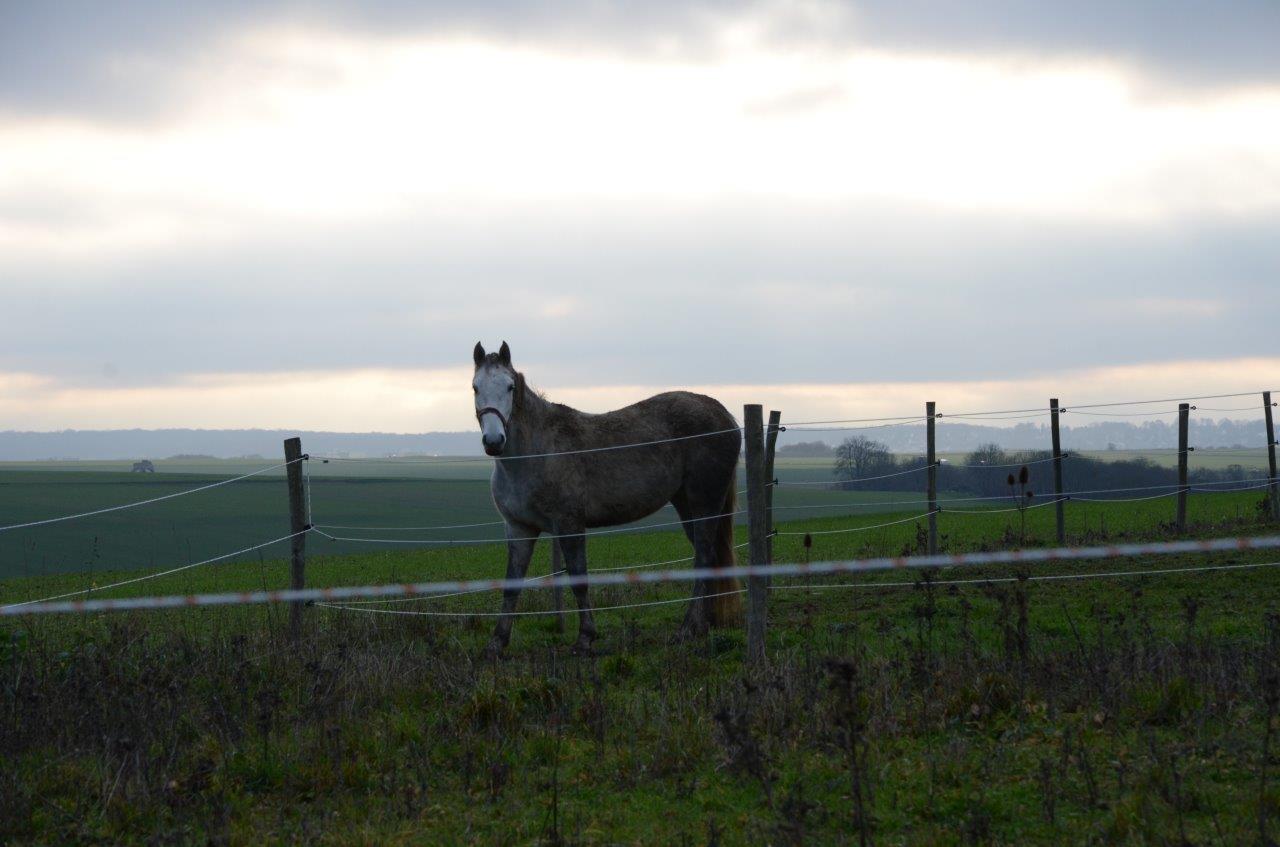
[{"x1": 472, "y1": 341, "x2": 519, "y2": 456}]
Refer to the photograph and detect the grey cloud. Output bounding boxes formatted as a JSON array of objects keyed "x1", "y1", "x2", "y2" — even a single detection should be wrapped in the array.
[
  {"x1": 2, "y1": 1, "x2": 1277, "y2": 124},
  {"x1": 0, "y1": 1, "x2": 734, "y2": 123},
  {"x1": 842, "y1": 1, "x2": 1280, "y2": 89},
  {"x1": 2, "y1": 202, "x2": 1276, "y2": 390}
]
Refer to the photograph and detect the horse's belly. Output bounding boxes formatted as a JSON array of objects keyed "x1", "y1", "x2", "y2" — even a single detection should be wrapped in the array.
[
  {"x1": 584, "y1": 496, "x2": 668, "y2": 529},
  {"x1": 583, "y1": 467, "x2": 680, "y2": 528}
]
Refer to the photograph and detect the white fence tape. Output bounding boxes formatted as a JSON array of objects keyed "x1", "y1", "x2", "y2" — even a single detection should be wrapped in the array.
[{"x1": 5, "y1": 531, "x2": 1279, "y2": 616}]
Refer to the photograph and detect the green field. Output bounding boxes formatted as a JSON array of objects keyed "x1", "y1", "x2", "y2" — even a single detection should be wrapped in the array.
[
  {"x1": 3, "y1": 459, "x2": 1280, "y2": 843},
  {"x1": 0, "y1": 457, "x2": 958, "y2": 579},
  {"x1": 8, "y1": 452, "x2": 1272, "y2": 581}
]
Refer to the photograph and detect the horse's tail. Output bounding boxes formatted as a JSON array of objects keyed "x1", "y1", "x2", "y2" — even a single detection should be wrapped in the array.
[{"x1": 709, "y1": 484, "x2": 744, "y2": 628}]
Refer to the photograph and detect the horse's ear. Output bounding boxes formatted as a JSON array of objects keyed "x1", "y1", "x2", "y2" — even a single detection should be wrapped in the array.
[
  {"x1": 498, "y1": 341, "x2": 511, "y2": 367},
  {"x1": 473, "y1": 342, "x2": 485, "y2": 368}
]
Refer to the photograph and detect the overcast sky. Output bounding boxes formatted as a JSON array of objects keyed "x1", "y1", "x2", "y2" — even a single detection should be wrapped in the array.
[{"x1": 2, "y1": 1, "x2": 1278, "y2": 432}]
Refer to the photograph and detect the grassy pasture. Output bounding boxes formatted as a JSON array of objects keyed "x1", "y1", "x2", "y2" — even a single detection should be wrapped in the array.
[
  {"x1": 1, "y1": 483, "x2": 1269, "y2": 609},
  {"x1": 3, "y1": 478, "x2": 1280, "y2": 842},
  {"x1": 0, "y1": 457, "x2": 958, "y2": 578},
  {"x1": 3, "y1": 452, "x2": 1268, "y2": 581}
]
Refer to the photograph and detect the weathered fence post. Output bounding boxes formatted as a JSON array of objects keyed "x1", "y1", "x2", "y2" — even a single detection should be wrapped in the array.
[
  {"x1": 764, "y1": 410, "x2": 782, "y2": 564},
  {"x1": 1176, "y1": 403, "x2": 1190, "y2": 533},
  {"x1": 551, "y1": 541, "x2": 566, "y2": 634},
  {"x1": 283, "y1": 437, "x2": 308, "y2": 640},
  {"x1": 744, "y1": 404, "x2": 768, "y2": 666},
  {"x1": 1265, "y1": 391, "x2": 1279, "y2": 521},
  {"x1": 926, "y1": 401, "x2": 938, "y2": 555},
  {"x1": 1050, "y1": 398, "x2": 1066, "y2": 545}
]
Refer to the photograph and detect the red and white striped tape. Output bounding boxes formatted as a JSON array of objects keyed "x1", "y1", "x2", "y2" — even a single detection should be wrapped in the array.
[{"x1": 4, "y1": 533, "x2": 1279, "y2": 617}]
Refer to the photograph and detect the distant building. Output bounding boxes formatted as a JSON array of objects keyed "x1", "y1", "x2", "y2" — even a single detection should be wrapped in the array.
[{"x1": 131, "y1": 460, "x2": 156, "y2": 473}]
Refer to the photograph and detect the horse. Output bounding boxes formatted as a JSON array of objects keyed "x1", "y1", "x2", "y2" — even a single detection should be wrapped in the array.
[{"x1": 472, "y1": 341, "x2": 742, "y2": 655}]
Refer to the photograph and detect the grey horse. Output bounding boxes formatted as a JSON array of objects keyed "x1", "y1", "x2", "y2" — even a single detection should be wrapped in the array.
[{"x1": 472, "y1": 341, "x2": 742, "y2": 655}]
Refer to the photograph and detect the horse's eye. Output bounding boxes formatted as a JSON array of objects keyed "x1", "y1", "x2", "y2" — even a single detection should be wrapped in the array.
[{"x1": 507, "y1": 384, "x2": 514, "y2": 392}]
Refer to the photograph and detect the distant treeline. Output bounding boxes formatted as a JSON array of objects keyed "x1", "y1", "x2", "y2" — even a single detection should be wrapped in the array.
[
  {"x1": 777, "y1": 416, "x2": 1274, "y2": 453},
  {"x1": 831, "y1": 439, "x2": 1271, "y2": 499},
  {"x1": 1, "y1": 413, "x2": 1273, "y2": 461}
]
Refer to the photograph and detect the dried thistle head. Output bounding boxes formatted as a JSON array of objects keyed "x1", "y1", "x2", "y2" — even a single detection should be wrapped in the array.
[
  {"x1": 1019, "y1": 465, "x2": 1030, "y2": 485},
  {"x1": 1006, "y1": 473, "x2": 1016, "y2": 487},
  {"x1": 803, "y1": 533, "x2": 812, "y2": 550}
]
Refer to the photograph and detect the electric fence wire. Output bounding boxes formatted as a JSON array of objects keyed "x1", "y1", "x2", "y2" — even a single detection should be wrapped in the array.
[
  {"x1": 0, "y1": 459, "x2": 301, "y2": 533},
  {"x1": 783, "y1": 559, "x2": 1280, "y2": 593},
  {"x1": 11, "y1": 532, "x2": 1280, "y2": 616},
  {"x1": 311, "y1": 508, "x2": 746, "y2": 546},
  {"x1": 321, "y1": 558, "x2": 1280, "y2": 619},
  {"x1": 1, "y1": 529, "x2": 310, "y2": 610},
  {"x1": 774, "y1": 510, "x2": 938, "y2": 536},
  {"x1": 314, "y1": 478, "x2": 1278, "y2": 536}
]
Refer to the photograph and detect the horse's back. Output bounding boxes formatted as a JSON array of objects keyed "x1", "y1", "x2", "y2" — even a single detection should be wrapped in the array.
[
  {"x1": 576, "y1": 391, "x2": 740, "y2": 521},
  {"x1": 591, "y1": 391, "x2": 737, "y2": 439},
  {"x1": 497, "y1": 388, "x2": 741, "y2": 531}
]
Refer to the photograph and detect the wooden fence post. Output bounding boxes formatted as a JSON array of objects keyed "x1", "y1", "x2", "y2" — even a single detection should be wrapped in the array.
[
  {"x1": 551, "y1": 541, "x2": 566, "y2": 633},
  {"x1": 284, "y1": 437, "x2": 308, "y2": 640},
  {"x1": 744, "y1": 404, "x2": 768, "y2": 666},
  {"x1": 926, "y1": 401, "x2": 938, "y2": 555},
  {"x1": 1050, "y1": 398, "x2": 1066, "y2": 545},
  {"x1": 764, "y1": 410, "x2": 782, "y2": 564},
  {"x1": 1265, "y1": 391, "x2": 1278, "y2": 521},
  {"x1": 1176, "y1": 403, "x2": 1189, "y2": 533}
]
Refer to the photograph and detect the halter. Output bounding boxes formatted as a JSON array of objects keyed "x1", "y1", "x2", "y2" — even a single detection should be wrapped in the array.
[{"x1": 476, "y1": 406, "x2": 509, "y2": 436}]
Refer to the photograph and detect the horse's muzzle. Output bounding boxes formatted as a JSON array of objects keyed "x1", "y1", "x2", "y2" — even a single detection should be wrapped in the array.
[{"x1": 477, "y1": 406, "x2": 508, "y2": 456}]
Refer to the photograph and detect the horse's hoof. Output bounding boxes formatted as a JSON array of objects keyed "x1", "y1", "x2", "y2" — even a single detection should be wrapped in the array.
[
  {"x1": 480, "y1": 640, "x2": 506, "y2": 661},
  {"x1": 569, "y1": 640, "x2": 596, "y2": 657}
]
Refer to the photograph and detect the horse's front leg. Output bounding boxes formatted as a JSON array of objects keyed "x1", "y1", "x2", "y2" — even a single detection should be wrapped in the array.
[
  {"x1": 484, "y1": 523, "x2": 539, "y2": 658},
  {"x1": 557, "y1": 531, "x2": 596, "y2": 655}
]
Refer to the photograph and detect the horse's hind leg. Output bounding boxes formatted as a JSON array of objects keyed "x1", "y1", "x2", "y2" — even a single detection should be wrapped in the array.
[
  {"x1": 484, "y1": 522, "x2": 539, "y2": 658},
  {"x1": 674, "y1": 500, "x2": 717, "y2": 639},
  {"x1": 557, "y1": 530, "x2": 597, "y2": 655}
]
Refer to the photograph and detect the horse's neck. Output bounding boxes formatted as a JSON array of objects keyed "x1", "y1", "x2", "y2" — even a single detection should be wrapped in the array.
[{"x1": 508, "y1": 386, "x2": 561, "y2": 460}]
